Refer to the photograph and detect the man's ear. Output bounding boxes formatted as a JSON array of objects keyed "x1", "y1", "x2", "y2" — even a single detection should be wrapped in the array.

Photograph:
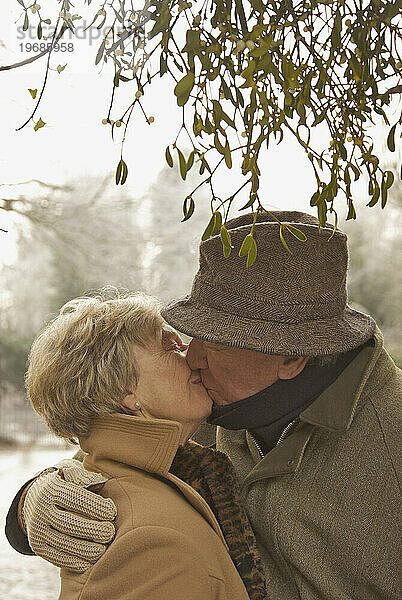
[{"x1": 278, "y1": 356, "x2": 309, "y2": 380}]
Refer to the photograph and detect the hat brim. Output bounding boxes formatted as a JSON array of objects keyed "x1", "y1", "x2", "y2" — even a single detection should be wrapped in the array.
[{"x1": 161, "y1": 298, "x2": 376, "y2": 356}]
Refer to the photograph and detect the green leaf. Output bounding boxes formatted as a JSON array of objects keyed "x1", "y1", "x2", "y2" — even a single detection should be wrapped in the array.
[
  {"x1": 115, "y1": 159, "x2": 123, "y2": 185},
  {"x1": 223, "y1": 244, "x2": 232, "y2": 258},
  {"x1": 37, "y1": 22, "x2": 42, "y2": 40},
  {"x1": 211, "y1": 211, "x2": 222, "y2": 235},
  {"x1": 373, "y1": 106, "x2": 390, "y2": 125},
  {"x1": 212, "y1": 100, "x2": 223, "y2": 127},
  {"x1": 165, "y1": 146, "x2": 173, "y2": 168},
  {"x1": 251, "y1": 172, "x2": 259, "y2": 193},
  {"x1": 285, "y1": 225, "x2": 307, "y2": 242},
  {"x1": 240, "y1": 192, "x2": 257, "y2": 211},
  {"x1": 346, "y1": 201, "x2": 356, "y2": 220},
  {"x1": 220, "y1": 225, "x2": 232, "y2": 248},
  {"x1": 214, "y1": 131, "x2": 226, "y2": 156},
  {"x1": 224, "y1": 143, "x2": 232, "y2": 169},
  {"x1": 383, "y1": 170, "x2": 395, "y2": 190},
  {"x1": 220, "y1": 79, "x2": 235, "y2": 104},
  {"x1": 181, "y1": 196, "x2": 195, "y2": 222},
  {"x1": 317, "y1": 201, "x2": 327, "y2": 227},
  {"x1": 177, "y1": 148, "x2": 187, "y2": 180},
  {"x1": 120, "y1": 160, "x2": 128, "y2": 185},
  {"x1": 239, "y1": 234, "x2": 254, "y2": 257},
  {"x1": 174, "y1": 71, "x2": 195, "y2": 106},
  {"x1": 201, "y1": 214, "x2": 216, "y2": 242},
  {"x1": 380, "y1": 171, "x2": 393, "y2": 208},
  {"x1": 56, "y1": 64, "x2": 67, "y2": 74},
  {"x1": 28, "y1": 88, "x2": 37, "y2": 99},
  {"x1": 33, "y1": 117, "x2": 45, "y2": 132},
  {"x1": 337, "y1": 143, "x2": 347, "y2": 161},
  {"x1": 310, "y1": 191, "x2": 320, "y2": 207},
  {"x1": 279, "y1": 225, "x2": 292, "y2": 254},
  {"x1": 95, "y1": 40, "x2": 106, "y2": 65},
  {"x1": 23, "y1": 12, "x2": 29, "y2": 32},
  {"x1": 240, "y1": 59, "x2": 256, "y2": 81},
  {"x1": 187, "y1": 150, "x2": 195, "y2": 171},
  {"x1": 148, "y1": 4, "x2": 171, "y2": 39},
  {"x1": 312, "y1": 111, "x2": 326, "y2": 126},
  {"x1": 115, "y1": 159, "x2": 128, "y2": 185},
  {"x1": 367, "y1": 185, "x2": 380, "y2": 207},
  {"x1": 387, "y1": 124, "x2": 396, "y2": 152},
  {"x1": 349, "y1": 163, "x2": 361, "y2": 181},
  {"x1": 246, "y1": 238, "x2": 257, "y2": 268},
  {"x1": 193, "y1": 115, "x2": 203, "y2": 136}
]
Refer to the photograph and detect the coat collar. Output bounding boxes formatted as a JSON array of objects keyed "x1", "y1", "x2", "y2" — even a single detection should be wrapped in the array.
[
  {"x1": 299, "y1": 327, "x2": 383, "y2": 432},
  {"x1": 80, "y1": 414, "x2": 184, "y2": 478},
  {"x1": 80, "y1": 414, "x2": 231, "y2": 550},
  {"x1": 242, "y1": 327, "x2": 396, "y2": 488}
]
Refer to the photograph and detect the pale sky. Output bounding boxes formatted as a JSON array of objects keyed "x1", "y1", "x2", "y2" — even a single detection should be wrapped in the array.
[{"x1": 0, "y1": 2, "x2": 399, "y2": 265}]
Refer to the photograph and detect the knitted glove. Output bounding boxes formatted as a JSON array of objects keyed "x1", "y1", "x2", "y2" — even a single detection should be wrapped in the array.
[{"x1": 22, "y1": 458, "x2": 116, "y2": 572}]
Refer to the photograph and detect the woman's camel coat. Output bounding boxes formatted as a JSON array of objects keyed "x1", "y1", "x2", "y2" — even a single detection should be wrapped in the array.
[{"x1": 58, "y1": 414, "x2": 259, "y2": 600}]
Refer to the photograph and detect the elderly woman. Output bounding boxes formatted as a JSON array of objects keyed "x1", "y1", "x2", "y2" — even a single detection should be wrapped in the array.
[{"x1": 25, "y1": 290, "x2": 266, "y2": 600}]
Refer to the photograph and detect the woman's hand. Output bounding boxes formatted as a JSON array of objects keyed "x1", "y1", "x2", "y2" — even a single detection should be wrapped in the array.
[{"x1": 22, "y1": 458, "x2": 116, "y2": 572}]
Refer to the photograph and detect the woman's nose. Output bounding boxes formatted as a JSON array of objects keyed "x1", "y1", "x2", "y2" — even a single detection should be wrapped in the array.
[{"x1": 186, "y1": 339, "x2": 208, "y2": 370}]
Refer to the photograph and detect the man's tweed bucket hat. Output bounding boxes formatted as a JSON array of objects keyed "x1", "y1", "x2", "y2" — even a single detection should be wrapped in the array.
[{"x1": 162, "y1": 211, "x2": 376, "y2": 356}]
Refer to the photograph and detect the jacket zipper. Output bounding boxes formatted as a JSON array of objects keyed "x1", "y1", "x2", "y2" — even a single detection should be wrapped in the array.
[
  {"x1": 276, "y1": 418, "x2": 300, "y2": 446},
  {"x1": 250, "y1": 433, "x2": 265, "y2": 459},
  {"x1": 250, "y1": 418, "x2": 300, "y2": 459}
]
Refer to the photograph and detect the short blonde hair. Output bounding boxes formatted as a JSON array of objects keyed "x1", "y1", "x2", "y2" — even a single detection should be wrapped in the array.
[{"x1": 26, "y1": 288, "x2": 164, "y2": 443}]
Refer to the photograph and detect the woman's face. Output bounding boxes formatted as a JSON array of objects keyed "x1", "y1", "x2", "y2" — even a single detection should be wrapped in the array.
[{"x1": 125, "y1": 325, "x2": 213, "y2": 427}]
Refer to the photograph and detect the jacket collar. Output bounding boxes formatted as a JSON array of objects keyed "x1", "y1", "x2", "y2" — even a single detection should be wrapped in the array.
[
  {"x1": 299, "y1": 327, "x2": 383, "y2": 432},
  {"x1": 80, "y1": 414, "x2": 183, "y2": 478},
  {"x1": 242, "y1": 327, "x2": 393, "y2": 488}
]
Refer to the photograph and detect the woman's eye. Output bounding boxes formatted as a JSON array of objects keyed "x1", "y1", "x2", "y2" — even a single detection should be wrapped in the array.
[{"x1": 165, "y1": 340, "x2": 180, "y2": 352}]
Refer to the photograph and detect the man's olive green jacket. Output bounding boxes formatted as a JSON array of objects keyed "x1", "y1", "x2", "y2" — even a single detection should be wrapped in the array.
[{"x1": 217, "y1": 328, "x2": 401, "y2": 600}]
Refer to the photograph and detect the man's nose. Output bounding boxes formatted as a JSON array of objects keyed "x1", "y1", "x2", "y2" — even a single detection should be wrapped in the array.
[{"x1": 186, "y1": 338, "x2": 208, "y2": 370}]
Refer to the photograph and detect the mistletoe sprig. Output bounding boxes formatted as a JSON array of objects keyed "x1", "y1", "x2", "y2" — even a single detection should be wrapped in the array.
[{"x1": 7, "y1": 0, "x2": 402, "y2": 263}]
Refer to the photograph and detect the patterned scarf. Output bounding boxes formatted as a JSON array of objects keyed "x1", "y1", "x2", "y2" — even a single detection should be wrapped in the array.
[{"x1": 170, "y1": 440, "x2": 267, "y2": 600}]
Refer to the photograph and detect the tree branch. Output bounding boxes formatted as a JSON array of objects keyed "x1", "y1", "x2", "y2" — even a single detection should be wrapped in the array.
[{"x1": 0, "y1": 24, "x2": 69, "y2": 72}]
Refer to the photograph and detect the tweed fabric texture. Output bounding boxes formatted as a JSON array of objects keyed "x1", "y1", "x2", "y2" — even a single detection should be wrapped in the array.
[
  {"x1": 216, "y1": 338, "x2": 402, "y2": 599},
  {"x1": 23, "y1": 459, "x2": 116, "y2": 571},
  {"x1": 162, "y1": 211, "x2": 376, "y2": 355},
  {"x1": 171, "y1": 440, "x2": 267, "y2": 600}
]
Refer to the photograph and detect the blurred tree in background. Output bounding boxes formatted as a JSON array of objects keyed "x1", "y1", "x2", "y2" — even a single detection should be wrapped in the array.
[
  {"x1": 0, "y1": 163, "x2": 400, "y2": 443},
  {"x1": 0, "y1": 166, "x2": 209, "y2": 404},
  {"x1": 345, "y1": 164, "x2": 402, "y2": 365}
]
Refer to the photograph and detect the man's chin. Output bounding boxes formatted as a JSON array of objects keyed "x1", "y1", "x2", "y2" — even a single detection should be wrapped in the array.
[{"x1": 206, "y1": 389, "x2": 227, "y2": 406}]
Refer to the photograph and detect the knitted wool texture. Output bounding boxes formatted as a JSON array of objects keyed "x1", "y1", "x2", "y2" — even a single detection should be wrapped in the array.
[{"x1": 23, "y1": 459, "x2": 116, "y2": 571}]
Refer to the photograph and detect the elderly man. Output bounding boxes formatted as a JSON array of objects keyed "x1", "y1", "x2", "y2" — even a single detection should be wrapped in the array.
[{"x1": 5, "y1": 211, "x2": 401, "y2": 600}]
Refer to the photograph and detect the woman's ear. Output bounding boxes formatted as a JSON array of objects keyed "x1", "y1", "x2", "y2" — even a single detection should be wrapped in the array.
[
  {"x1": 277, "y1": 356, "x2": 309, "y2": 380},
  {"x1": 122, "y1": 393, "x2": 140, "y2": 411}
]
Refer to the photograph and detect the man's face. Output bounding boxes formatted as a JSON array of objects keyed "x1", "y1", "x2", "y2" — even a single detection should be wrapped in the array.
[{"x1": 186, "y1": 338, "x2": 286, "y2": 405}]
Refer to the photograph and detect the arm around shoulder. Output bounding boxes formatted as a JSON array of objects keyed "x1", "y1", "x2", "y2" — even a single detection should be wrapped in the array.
[{"x1": 5, "y1": 478, "x2": 36, "y2": 555}]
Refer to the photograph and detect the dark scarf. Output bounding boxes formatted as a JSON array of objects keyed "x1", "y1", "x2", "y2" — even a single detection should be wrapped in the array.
[
  {"x1": 170, "y1": 441, "x2": 267, "y2": 600},
  {"x1": 207, "y1": 345, "x2": 364, "y2": 454}
]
